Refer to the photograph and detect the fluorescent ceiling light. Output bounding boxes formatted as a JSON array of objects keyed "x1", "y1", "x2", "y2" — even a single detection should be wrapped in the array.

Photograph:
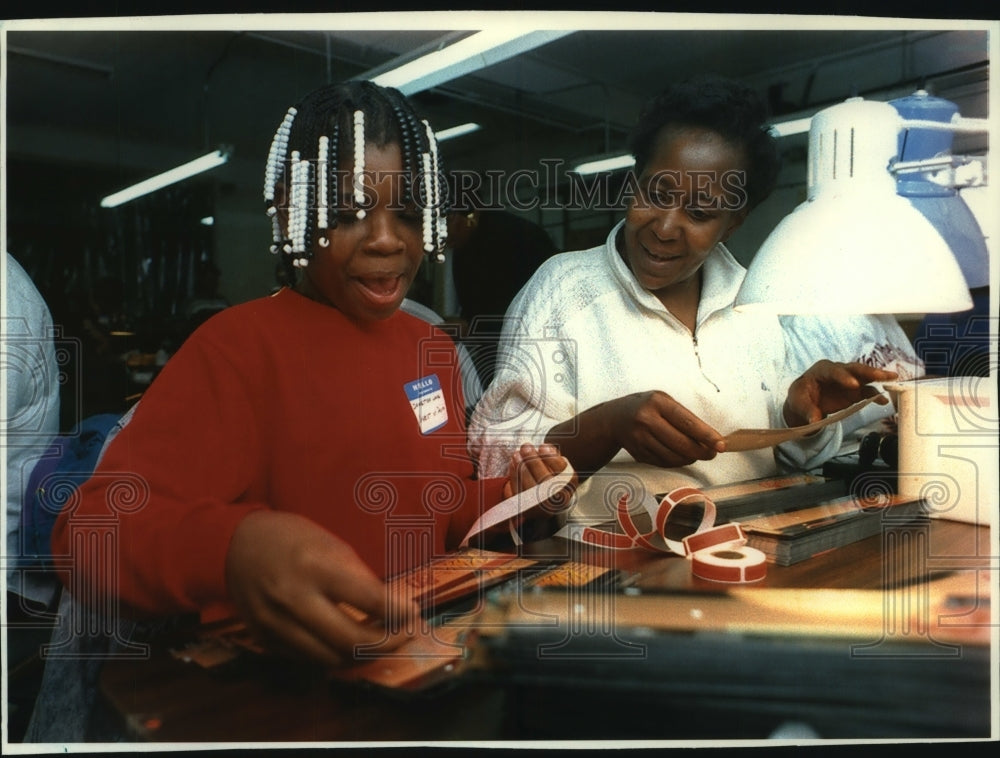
[
  {"x1": 369, "y1": 30, "x2": 573, "y2": 96},
  {"x1": 100, "y1": 148, "x2": 231, "y2": 208},
  {"x1": 435, "y1": 122, "x2": 481, "y2": 142},
  {"x1": 571, "y1": 154, "x2": 635, "y2": 175}
]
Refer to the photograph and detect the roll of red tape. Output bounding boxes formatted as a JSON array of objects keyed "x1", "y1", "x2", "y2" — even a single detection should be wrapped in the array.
[{"x1": 691, "y1": 546, "x2": 767, "y2": 583}]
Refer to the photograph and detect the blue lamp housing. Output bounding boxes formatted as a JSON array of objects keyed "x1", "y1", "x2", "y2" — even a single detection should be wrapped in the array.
[{"x1": 889, "y1": 90, "x2": 989, "y2": 289}]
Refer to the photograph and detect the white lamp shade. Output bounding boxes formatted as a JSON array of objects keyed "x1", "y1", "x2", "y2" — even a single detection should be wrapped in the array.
[
  {"x1": 735, "y1": 190, "x2": 973, "y2": 315},
  {"x1": 735, "y1": 97, "x2": 974, "y2": 316}
]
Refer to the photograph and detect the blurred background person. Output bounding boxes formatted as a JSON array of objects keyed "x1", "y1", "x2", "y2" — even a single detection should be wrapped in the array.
[
  {"x1": 445, "y1": 176, "x2": 558, "y2": 389},
  {"x1": 4, "y1": 252, "x2": 62, "y2": 741},
  {"x1": 4, "y1": 252, "x2": 61, "y2": 606}
]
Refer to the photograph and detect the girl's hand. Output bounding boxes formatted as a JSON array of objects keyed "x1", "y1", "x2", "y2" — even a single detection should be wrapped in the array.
[
  {"x1": 496, "y1": 443, "x2": 578, "y2": 543},
  {"x1": 225, "y1": 510, "x2": 419, "y2": 665}
]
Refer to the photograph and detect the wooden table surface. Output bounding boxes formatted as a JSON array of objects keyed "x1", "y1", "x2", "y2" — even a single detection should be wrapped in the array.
[{"x1": 98, "y1": 517, "x2": 994, "y2": 743}]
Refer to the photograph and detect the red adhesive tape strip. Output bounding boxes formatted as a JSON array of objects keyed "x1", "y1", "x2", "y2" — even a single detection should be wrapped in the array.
[
  {"x1": 682, "y1": 522, "x2": 746, "y2": 556},
  {"x1": 656, "y1": 487, "x2": 716, "y2": 554},
  {"x1": 691, "y1": 546, "x2": 767, "y2": 583}
]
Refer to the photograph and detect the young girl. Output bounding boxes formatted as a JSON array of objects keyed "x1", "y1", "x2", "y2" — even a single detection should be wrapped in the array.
[{"x1": 52, "y1": 81, "x2": 572, "y2": 666}]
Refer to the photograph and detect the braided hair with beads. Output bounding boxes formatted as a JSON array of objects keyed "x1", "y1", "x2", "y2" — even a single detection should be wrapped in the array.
[{"x1": 262, "y1": 81, "x2": 448, "y2": 277}]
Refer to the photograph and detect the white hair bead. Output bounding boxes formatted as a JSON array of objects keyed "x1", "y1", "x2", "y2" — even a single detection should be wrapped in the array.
[
  {"x1": 263, "y1": 106, "x2": 297, "y2": 204},
  {"x1": 422, "y1": 119, "x2": 446, "y2": 259},
  {"x1": 353, "y1": 110, "x2": 366, "y2": 219},
  {"x1": 317, "y1": 135, "x2": 329, "y2": 230},
  {"x1": 421, "y1": 151, "x2": 434, "y2": 253}
]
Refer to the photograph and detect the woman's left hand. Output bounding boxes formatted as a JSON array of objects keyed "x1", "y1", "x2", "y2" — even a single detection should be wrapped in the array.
[{"x1": 783, "y1": 360, "x2": 898, "y2": 427}]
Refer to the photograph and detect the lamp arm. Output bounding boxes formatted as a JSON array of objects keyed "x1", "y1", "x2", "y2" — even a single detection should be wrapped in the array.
[
  {"x1": 891, "y1": 155, "x2": 973, "y2": 173},
  {"x1": 901, "y1": 117, "x2": 990, "y2": 134},
  {"x1": 890, "y1": 155, "x2": 987, "y2": 189}
]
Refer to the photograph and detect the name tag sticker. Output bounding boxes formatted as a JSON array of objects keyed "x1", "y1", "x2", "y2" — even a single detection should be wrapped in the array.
[{"x1": 404, "y1": 374, "x2": 448, "y2": 434}]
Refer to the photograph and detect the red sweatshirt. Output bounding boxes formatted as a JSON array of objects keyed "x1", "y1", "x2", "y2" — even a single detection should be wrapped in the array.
[{"x1": 52, "y1": 288, "x2": 505, "y2": 618}]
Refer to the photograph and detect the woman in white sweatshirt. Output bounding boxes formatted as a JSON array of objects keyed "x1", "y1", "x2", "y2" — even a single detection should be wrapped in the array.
[{"x1": 469, "y1": 75, "x2": 897, "y2": 519}]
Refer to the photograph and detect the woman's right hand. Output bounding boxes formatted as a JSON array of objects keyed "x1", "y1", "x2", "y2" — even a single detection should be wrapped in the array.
[
  {"x1": 608, "y1": 391, "x2": 725, "y2": 467},
  {"x1": 547, "y1": 390, "x2": 724, "y2": 474},
  {"x1": 224, "y1": 510, "x2": 419, "y2": 666}
]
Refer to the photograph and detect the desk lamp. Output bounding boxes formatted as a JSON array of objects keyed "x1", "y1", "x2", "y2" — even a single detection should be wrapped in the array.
[
  {"x1": 734, "y1": 95, "x2": 988, "y2": 316},
  {"x1": 737, "y1": 93, "x2": 996, "y2": 526}
]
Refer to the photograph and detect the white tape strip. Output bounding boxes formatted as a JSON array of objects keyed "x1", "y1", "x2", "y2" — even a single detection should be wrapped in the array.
[
  {"x1": 723, "y1": 395, "x2": 878, "y2": 451},
  {"x1": 459, "y1": 464, "x2": 576, "y2": 548}
]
